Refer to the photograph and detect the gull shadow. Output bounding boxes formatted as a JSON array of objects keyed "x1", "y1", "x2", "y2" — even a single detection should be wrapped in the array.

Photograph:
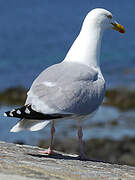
[
  {"x1": 26, "y1": 152, "x2": 109, "y2": 163},
  {"x1": 27, "y1": 152, "x2": 79, "y2": 160}
]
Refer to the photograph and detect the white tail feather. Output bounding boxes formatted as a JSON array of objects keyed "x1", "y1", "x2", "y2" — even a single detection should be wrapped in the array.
[
  {"x1": 10, "y1": 119, "x2": 50, "y2": 132},
  {"x1": 10, "y1": 123, "x2": 23, "y2": 132},
  {"x1": 29, "y1": 121, "x2": 50, "y2": 131}
]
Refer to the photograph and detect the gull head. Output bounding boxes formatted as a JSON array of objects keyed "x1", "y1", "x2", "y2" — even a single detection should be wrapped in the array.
[
  {"x1": 83, "y1": 8, "x2": 125, "y2": 33},
  {"x1": 64, "y1": 8, "x2": 125, "y2": 66}
]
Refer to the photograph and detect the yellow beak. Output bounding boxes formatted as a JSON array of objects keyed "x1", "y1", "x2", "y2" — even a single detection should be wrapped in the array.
[{"x1": 111, "y1": 23, "x2": 125, "y2": 33}]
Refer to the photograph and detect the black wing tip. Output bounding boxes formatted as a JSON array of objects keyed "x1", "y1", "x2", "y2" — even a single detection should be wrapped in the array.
[
  {"x1": 4, "y1": 105, "x2": 72, "y2": 120},
  {"x1": 4, "y1": 111, "x2": 12, "y2": 117},
  {"x1": 4, "y1": 110, "x2": 17, "y2": 117}
]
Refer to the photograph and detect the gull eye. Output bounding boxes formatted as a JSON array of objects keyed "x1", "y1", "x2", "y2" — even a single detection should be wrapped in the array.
[{"x1": 107, "y1": 14, "x2": 113, "y2": 19}]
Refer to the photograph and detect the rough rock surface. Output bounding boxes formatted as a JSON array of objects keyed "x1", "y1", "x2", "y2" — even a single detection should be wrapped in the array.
[{"x1": 0, "y1": 141, "x2": 135, "y2": 180}]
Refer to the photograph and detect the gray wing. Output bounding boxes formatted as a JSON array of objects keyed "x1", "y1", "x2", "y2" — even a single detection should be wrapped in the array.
[{"x1": 26, "y1": 61, "x2": 105, "y2": 115}]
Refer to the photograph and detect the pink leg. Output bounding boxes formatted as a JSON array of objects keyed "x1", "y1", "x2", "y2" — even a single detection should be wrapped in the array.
[
  {"x1": 78, "y1": 121, "x2": 87, "y2": 160},
  {"x1": 39, "y1": 120, "x2": 57, "y2": 155}
]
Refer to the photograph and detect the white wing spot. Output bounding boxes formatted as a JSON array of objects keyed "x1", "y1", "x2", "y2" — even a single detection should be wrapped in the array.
[
  {"x1": 3, "y1": 113, "x2": 7, "y2": 117},
  {"x1": 16, "y1": 110, "x2": 21, "y2": 114},
  {"x1": 25, "y1": 108, "x2": 30, "y2": 114},
  {"x1": 42, "y1": 81, "x2": 56, "y2": 87},
  {"x1": 9, "y1": 112, "x2": 13, "y2": 116}
]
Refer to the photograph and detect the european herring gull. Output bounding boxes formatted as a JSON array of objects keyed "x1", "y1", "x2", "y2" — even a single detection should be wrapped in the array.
[{"x1": 4, "y1": 8, "x2": 125, "y2": 159}]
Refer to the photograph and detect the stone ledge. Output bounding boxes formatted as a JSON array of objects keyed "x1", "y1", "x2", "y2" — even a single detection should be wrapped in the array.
[{"x1": 0, "y1": 141, "x2": 135, "y2": 180}]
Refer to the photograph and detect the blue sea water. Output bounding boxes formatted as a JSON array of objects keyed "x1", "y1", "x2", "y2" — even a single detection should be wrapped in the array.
[
  {"x1": 0, "y1": 0, "x2": 134, "y2": 90},
  {"x1": 0, "y1": 0, "x2": 135, "y2": 145}
]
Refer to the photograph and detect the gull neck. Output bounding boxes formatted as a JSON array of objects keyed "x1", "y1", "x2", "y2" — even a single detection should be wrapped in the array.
[{"x1": 64, "y1": 21, "x2": 104, "y2": 68}]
